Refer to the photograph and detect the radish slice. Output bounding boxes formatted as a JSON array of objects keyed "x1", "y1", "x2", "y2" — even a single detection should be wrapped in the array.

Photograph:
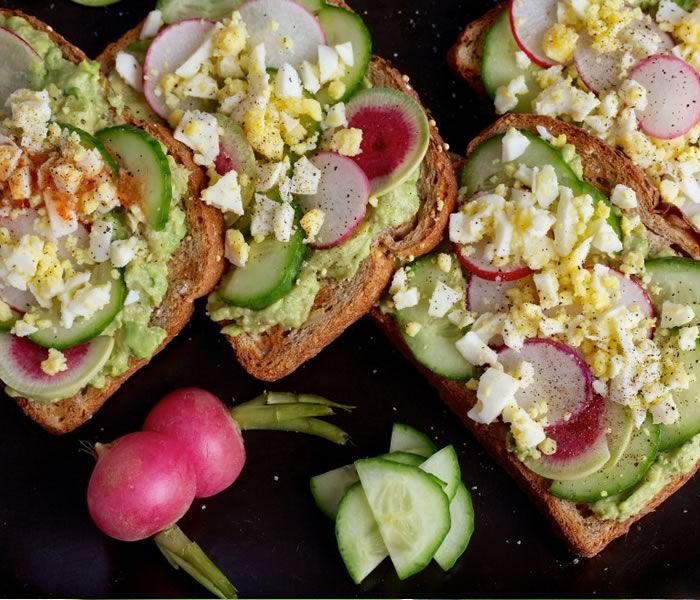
[
  {"x1": 455, "y1": 240, "x2": 532, "y2": 282},
  {"x1": 0, "y1": 285, "x2": 34, "y2": 313},
  {"x1": 143, "y1": 19, "x2": 218, "y2": 118},
  {"x1": 497, "y1": 338, "x2": 593, "y2": 425},
  {"x1": 239, "y1": 0, "x2": 326, "y2": 69},
  {"x1": 0, "y1": 208, "x2": 89, "y2": 257},
  {"x1": 594, "y1": 265, "x2": 655, "y2": 320},
  {"x1": 523, "y1": 394, "x2": 611, "y2": 481},
  {"x1": 509, "y1": 0, "x2": 560, "y2": 68},
  {"x1": 575, "y1": 21, "x2": 673, "y2": 94},
  {"x1": 630, "y1": 54, "x2": 700, "y2": 139},
  {"x1": 467, "y1": 273, "x2": 531, "y2": 315},
  {"x1": 296, "y1": 152, "x2": 370, "y2": 249},
  {"x1": 0, "y1": 27, "x2": 42, "y2": 113}
]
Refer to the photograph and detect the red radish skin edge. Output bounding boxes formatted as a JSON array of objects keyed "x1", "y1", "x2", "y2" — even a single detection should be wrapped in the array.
[
  {"x1": 87, "y1": 431, "x2": 197, "y2": 542},
  {"x1": 144, "y1": 388, "x2": 246, "y2": 499},
  {"x1": 454, "y1": 242, "x2": 533, "y2": 282},
  {"x1": 543, "y1": 393, "x2": 606, "y2": 462},
  {"x1": 508, "y1": 0, "x2": 557, "y2": 69}
]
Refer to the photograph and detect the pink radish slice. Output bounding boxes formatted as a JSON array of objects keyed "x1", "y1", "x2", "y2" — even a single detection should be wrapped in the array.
[
  {"x1": 509, "y1": 0, "x2": 560, "y2": 68},
  {"x1": 0, "y1": 208, "x2": 89, "y2": 257},
  {"x1": 0, "y1": 285, "x2": 34, "y2": 313},
  {"x1": 239, "y1": 0, "x2": 325, "y2": 69},
  {"x1": 467, "y1": 273, "x2": 531, "y2": 315},
  {"x1": 524, "y1": 394, "x2": 611, "y2": 480},
  {"x1": 0, "y1": 27, "x2": 42, "y2": 113},
  {"x1": 346, "y1": 87, "x2": 430, "y2": 197},
  {"x1": 497, "y1": 338, "x2": 593, "y2": 425},
  {"x1": 143, "y1": 19, "x2": 218, "y2": 119},
  {"x1": 630, "y1": 54, "x2": 700, "y2": 139},
  {"x1": 215, "y1": 121, "x2": 257, "y2": 205},
  {"x1": 296, "y1": 152, "x2": 370, "y2": 249},
  {"x1": 575, "y1": 21, "x2": 674, "y2": 94},
  {"x1": 455, "y1": 240, "x2": 532, "y2": 282},
  {"x1": 593, "y1": 265, "x2": 655, "y2": 322}
]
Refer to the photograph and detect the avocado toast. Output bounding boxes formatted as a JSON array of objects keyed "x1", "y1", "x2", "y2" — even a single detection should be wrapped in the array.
[
  {"x1": 97, "y1": 0, "x2": 456, "y2": 382},
  {"x1": 0, "y1": 10, "x2": 224, "y2": 434},
  {"x1": 373, "y1": 113, "x2": 700, "y2": 557}
]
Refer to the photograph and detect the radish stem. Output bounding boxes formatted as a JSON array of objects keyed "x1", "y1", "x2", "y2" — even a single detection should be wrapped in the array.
[
  {"x1": 155, "y1": 524, "x2": 237, "y2": 599},
  {"x1": 241, "y1": 417, "x2": 350, "y2": 445},
  {"x1": 265, "y1": 392, "x2": 354, "y2": 411},
  {"x1": 231, "y1": 404, "x2": 335, "y2": 428}
]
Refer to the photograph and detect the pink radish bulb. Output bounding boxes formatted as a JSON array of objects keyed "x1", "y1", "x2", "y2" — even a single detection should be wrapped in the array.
[
  {"x1": 87, "y1": 431, "x2": 197, "y2": 542},
  {"x1": 144, "y1": 388, "x2": 246, "y2": 499},
  {"x1": 509, "y1": 0, "x2": 560, "y2": 68},
  {"x1": 630, "y1": 54, "x2": 700, "y2": 139}
]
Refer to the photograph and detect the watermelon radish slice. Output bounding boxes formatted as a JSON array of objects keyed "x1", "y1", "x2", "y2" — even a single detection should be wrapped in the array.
[
  {"x1": 143, "y1": 18, "x2": 218, "y2": 118},
  {"x1": 455, "y1": 240, "x2": 532, "y2": 282},
  {"x1": 0, "y1": 27, "x2": 43, "y2": 114},
  {"x1": 346, "y1": 87, "x2": 430, "y2": 197},
  {"x1": 215, "y1": 119, "x2": 257, "y2": 210},
  {"x1": 467, "y1": 273, "x2": 530, "y2": 314},
  {"x1": 630, "y1": 54, "x2": 700, "y2": 139},
  {"x1": 296, "y1": 152, "x2": 370, "y2": 249},
  {"x1": 0, "y1": 334, "x2": 114, "y2": 402},
  {"x1": 497, "y1": 338, "x2": 593, "y2": 425},
  {"x1": 574, "y1": 21, "x2": 674, "y2": 94},
  {"x1": 239, "y1": 0, "x2": 326, "y2": 69},
  {"x1": 523, "y1": 393, "x2": 611, "y2": 481},
  {"x1": 509, "y1": 0, "x2": 560, "y2": 68}
]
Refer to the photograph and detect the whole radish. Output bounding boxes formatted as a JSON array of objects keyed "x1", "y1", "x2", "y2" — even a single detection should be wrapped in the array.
[{"x1": 144, "y1": 388, "x2": 246, "y2": 498}]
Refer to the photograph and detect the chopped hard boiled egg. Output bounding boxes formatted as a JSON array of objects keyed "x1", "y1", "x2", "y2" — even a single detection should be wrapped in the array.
[{"x1": 468, "y1": 368, "x2": 520, "y2": 424}]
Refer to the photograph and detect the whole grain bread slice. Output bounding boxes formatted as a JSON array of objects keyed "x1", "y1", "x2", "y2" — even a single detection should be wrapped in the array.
[
  {"x1": 372, "y1": 114, "x2": 700, "y2": 557},
  {"x1": 1, "y1": 10, "x2": 225, "y2": 434},
  {"x1": 97, "y1": 0, "x2": 457, "y2": 382}
]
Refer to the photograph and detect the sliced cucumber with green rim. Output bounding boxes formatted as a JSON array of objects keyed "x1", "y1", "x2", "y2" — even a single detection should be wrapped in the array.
[
  {"x1": 394, "y1": 255, "x2": 473, "y2": 381},
  {"x1": 579, "y1": 181, "x2": 623, "y2": 241},
  {"x1": 550, "y1": 418, "x2": 660, "y2": 502},
  {"x1": 59, "y1": 123, "x2": 119, "y2": 178},
  {"x1": 646, "y1": 257, "x2": 700, "y2": 327},
  {"x1": 218, "y1": 225, "x2": 307, "y2": 310},
  {"x1": 433, "y1": 482, "x2": 474, "y2": 571},
  {"x1": 316, "y1": 5, "x2": 372, "y2": 104},
  {"x1": 70, "y1": 0, "x2": 121, "y2": 6},
  {"x1": 389, "y1": 422, "x2": 437, "y2": 458},
  {"x1": 125, "y1": 38, "x2": 152, "y2": 62},
  {"x1": 419, "y1": 445, "x2": 461, "y2": 501},
  {"x1": 29, "y1": 263, "x2": 126, "y2": 351},
  {"x1": 481, "y1": 9, "x2": 541, "y2": 113},
  {"x1": 660, "y1": 339, "x2": 700, "y2": 451},
  {"x1": 311, "y1": 465, "x2": 359, "y2": 519},
  {"x1": 0, "y1": 308, "x2": 20, "y2": 333},
  {"x1": 335, "y1": 482, "x2": 389, "y2": 584},
  {"x1": 97, "y1": 125, "x2": 172, "y2": 231},
  {"x1": 298, "y1": 0, "x2": 325, "y2": 11},
  {"x1": 379, "y1": 451, "x2": 425, "y2": 467},
  {"x1": 355, "y1": 458, "x2": 450, "y2": 580},
  {"x1": 157, "y1": 0, "x2": 242, "y2": 23}
]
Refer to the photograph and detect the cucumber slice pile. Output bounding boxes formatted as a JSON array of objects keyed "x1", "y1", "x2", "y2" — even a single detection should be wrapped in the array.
[
  {"x1": 310, "y1": 423, "x2": 475, "y2": 583},
  {"x1": 393, "y1": 255, "x2": 474, "y2": 381}
]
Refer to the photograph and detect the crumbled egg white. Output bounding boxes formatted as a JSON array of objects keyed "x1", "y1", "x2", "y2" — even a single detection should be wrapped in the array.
[{"x1": 225, "y1": 229, "x2": 250, "y2": 267}]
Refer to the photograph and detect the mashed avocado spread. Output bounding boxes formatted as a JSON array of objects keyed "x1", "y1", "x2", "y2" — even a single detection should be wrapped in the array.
[
  {"x1": 0, "y1": 18, "x2": 189, "y2": 398},
  {"x1": 207, "y1": 169, "x2": 421, "y2": 335}
]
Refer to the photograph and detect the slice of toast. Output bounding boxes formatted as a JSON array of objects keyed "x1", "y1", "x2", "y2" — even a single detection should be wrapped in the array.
[
  {"x1": 97, "y1": 0, "x2": 457, "y2": 382},
  {"x1": 1, "y1": 10, "x2": 225, "y2": 434},
  {"x1": 372, "y1": 113, "x2": 700, "y2": 558}
]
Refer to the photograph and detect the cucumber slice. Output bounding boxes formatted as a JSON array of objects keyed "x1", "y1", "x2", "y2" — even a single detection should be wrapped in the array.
[
  {"x1": 660, "y1": 340, "x2": 700, "y2": 451},
  {"x1": 481, "y1": 9, "x2": 541, "y2": 113},
  {"x1": 419, "y1": 445, "x2": 461, "y2": 501},
  {"x1": 646, "y1": 257, "x2": 700, "y2": 327},
  {"x1": 70, "y1": 0, "x2": 121, "y2": 5},
  {"x1": 157, "y1": 0, "x2": 242, "y2": 23},
  {"x1": 28, "y1": 263, "x2": 126, "y2": 351},
  {"x1": 311, "y1": 465, "x2": 359, "y2": 519},
  {"x1": 389, "y1": 422, "x2": 437, "y2": 458},
  {"x1": 335, "y1": 482, "x2": 389, "y2": 584},
  {"x1": 355, "y1": 458, "x2": 451, "y2": 580},
  {"x1": 379, "y1": 452, "x2": 425, "y2": 467},
  {"x1": 579, "y1": 181, "x2": 623, "y2": 241},
  {"x1": 59, "y1": 123, "x2": 119, "y2": 178},
  {"x1": 297, "y1": 0, "x2": 325, "y2": 11},
  {"x1": 394, "y1": 255, "x2": 473, "y2": 381},
  {"x1": 316, "y1": 5, "x2": 372, "y2": 104},
  {"x1": 461, "y1": 132, "x2": 580, "y2": 197},
  {"x1": 433, "y1": 482, "x2": 474, "y2": 571},
  {"x1": 218, "y1": 226, "x2": 306, "y2": 310},
  {"x1": 0, "y1": 309, "x2": 19, "y2": 333},
  {"x1": 550, "y1": 418, "x2": 660, "y2": 502},
  {"x1": 97, "y1": 125, "x2": 172, "y2": 231}
]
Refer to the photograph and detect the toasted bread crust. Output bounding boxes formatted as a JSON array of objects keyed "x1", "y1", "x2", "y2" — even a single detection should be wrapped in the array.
[
  {"x1": 2, "y1": 11, "x2": 225, "y2": 433},
  {"x1": 97, "y1": 1, "x2": 458, "y2": 382},
  {"x1": 372, "y1": 114, "x2": 700, "y2": 557}
]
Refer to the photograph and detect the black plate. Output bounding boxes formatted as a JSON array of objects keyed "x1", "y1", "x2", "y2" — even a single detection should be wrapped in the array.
[{"x1": 0, "y1": 0, "x2": 699, "y2": 597}]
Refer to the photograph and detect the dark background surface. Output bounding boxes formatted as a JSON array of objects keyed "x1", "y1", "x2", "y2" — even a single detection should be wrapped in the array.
[{"x1": 0, "y1": 0, "x2": 699, "y2": 598}]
